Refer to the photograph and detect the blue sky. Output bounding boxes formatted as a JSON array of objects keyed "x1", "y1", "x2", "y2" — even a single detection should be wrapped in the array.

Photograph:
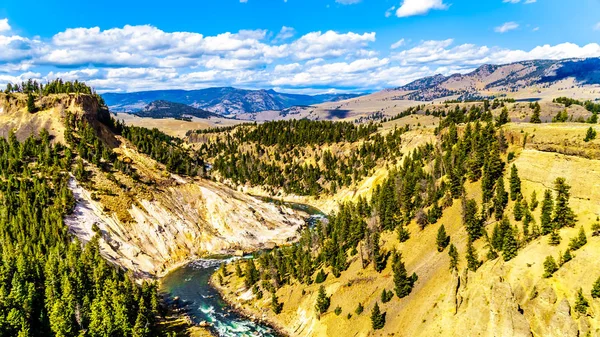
[{"x1": 0, "y1": 0, "x2": 599, "y2": 93}]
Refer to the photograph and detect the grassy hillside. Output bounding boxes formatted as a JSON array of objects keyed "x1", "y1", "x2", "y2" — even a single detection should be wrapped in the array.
[{"x1": 211, "y1": 108, "x2": 600, "y2": 337}]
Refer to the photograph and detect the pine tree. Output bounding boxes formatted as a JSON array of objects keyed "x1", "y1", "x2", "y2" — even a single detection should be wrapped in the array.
[
  {"x1": 496, "y1": 107, "x2": 510, "y2": 127},
  {"x1": 543, "y1": 255, "x2": 558, "y2": 278},
  {"x1": 315, "y1": 285, "x2": 330, "y2": 315},
  {"x1": 493, "y1": 177, "x2": 509, "y2": 220},
  {"x1": 559, "y1": 249, "x2": 572, "y2": 266},
  {"x1": 513, "y1": 195, "x2": 523, "y2": 221},
  {"x1": 271, "y1": 292, "x2": 283, "y2": 314},
  {"x1": 244, "y1": 260, "x2": 260, "y2": 288},
  {"x1": 509, "y1": 165, "x2": 521, "y2": 201},
  {"x1": 355, "y1": 302, "x2": 364, "y2": 315},
  {"x1": 548, "y1": 230, "x2": 561, "y2": 246},
  {"x1": 315, "y1": 269, "x2": 327, "y2": 284},
  {"x1": 530, "y1": 104, "x2": 542, "y2": 123},
  {"x1": 574, "y1": 288, "x2": 589, "y2": 315},
  {"x1": 592, "y1": 277, "x2": 600, "y2": 298},
  {"x1": 552, "y1": 178, "x2": 576, "y2": 229},
  {"x1": 584, "y1": 127, "x2": 597, "y2": 142},
  {"x1": 372, "y1": 232, "x2": 387, "y2": 272},
  {"x1": 502, "y1": 226, "x2": 518, "y2": 261},
  {"x1": 529, "y1": 190, "x2": 538, "y2": 210},
  {"x1": 540, "y1": 189, "x2": 554, "y2": 235},
  {"x1": 370, "y1": 302, "x2": 385, "y2": 330},
  {"x1": 464, "y1": 199, "x2": 483, "y2": 241},
  {"x1": 27, "y1": 93, "x2": 36, "y2": 113},
  {"x1": 568, "y1": 226, "x2": 587, "y2": 251},
  {"x1": 436, "y1": 225, "x2": 450, "y2": 252},
  {"x1": 392, "y1": 252, "x2": 417, "y2": 298},
  {"x1": 448, "y1": 244, "x2": 459, "y2": 272},
  {"x1": 465, "y1": 238, "x2": 481, "y2": 272}
]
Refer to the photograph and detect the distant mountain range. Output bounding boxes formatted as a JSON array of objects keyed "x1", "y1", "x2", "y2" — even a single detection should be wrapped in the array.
[
  {"x1": 395, "y1": 57, "x2": 600, "y2": 101},
  {"x1": 102, "y1": 87, "x2": 361, "y2": 116},
  {"x1": 134, "y1": 100, "x2": 219, "y2": 119}
]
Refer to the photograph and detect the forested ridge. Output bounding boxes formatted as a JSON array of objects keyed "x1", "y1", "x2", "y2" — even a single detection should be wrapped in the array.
[
  {"x1": 0, "y1": 131, "x2": 164, "y2": 337},
  {"x1": 196, "y1": 119, "x2": 405, "y2": 196},
  {"x1": 220, "y1": 100, "x2": 599, "y2": 331}
]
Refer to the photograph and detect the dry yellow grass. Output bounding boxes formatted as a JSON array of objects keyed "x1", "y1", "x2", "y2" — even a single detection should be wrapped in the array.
[{"x1": 214, "y1": 121, "x2": 600, "y2": 337}]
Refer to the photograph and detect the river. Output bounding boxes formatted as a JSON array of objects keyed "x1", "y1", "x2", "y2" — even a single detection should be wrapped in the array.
[
  {"x1": 160, "y1": 258, "x2": 281, "y2": 337},
  {"x1": 160, "y1": 203, "x2": 325, "y2": 337}
]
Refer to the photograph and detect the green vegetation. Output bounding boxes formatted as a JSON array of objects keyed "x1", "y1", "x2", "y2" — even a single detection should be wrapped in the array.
[
  {"x1": 199, "y1": 119, "x2": 404, "y2": 196},
  {"x1": 553, "y1": 97, "x2": 600, "y2": 114},
  {"x1": 592, "y1": 277, "x2": 600, "y2": 298},
  {"x1": 370, "y1": 302, "x2": 385, "y2": 330},
  {"x1": 0, "y1": 131, "x2": 163, "y2": 337},
  {"x1": 574, "y1": 288, "x2": 589, "y2": 315},
  {"x1": 315, "y1": 285, "x2": 330, "y2": 316},
  {"x1": 448, "y1": 244, "x2": 459, "y2": 272},
  {"x1": 436, "y1": 225, "x2": 450, "y2": 252},
  {"x1": 584, "y1": 127, "x2": 597, "y2": 142},
  {"x1": 543, "y1": 256, "x2": 559, "y2": 278}
]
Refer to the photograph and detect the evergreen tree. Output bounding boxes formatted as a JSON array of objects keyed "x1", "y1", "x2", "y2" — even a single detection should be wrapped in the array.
[
  {"x1": 529, "y1": 191, "x2": 539, "y2": 210},
  {"x1": 568, "y1": 226, "x2": 587, "y2": 251},
  {"x1": 559, "y1": 249, "x2": 572, "y2": 266},
  {"x1": 315, "y1": 269, "x2": 327, "y2": 284},
  {"x1": 381, "y1": 289, "x2": 393, "y2": 303},
  {"x1": 509, "y1": 165, "x2": 521, "y2": 201},
  {"x1": 502, "y1": 226, "x2": 518, "y2": 261},
  {"x1": 513, "y1": 195, "x2": 523, "y2": 221},
  {"x1": 543, "y1": 256, "x2": 558, "y2": 278},
  {"x1": 448, "y1": 244, "x2": 459, "y2": 272},
  {"x1": 574, "y1": 288, "x2": 589, "y2": 315},
  {"x1": 530, "y1": 104, "x2": 542, "y2": 123},
  {"x1": 436, "y1": 225, "x2": 450, "y2": 252},
  {"x1": 355, "y1": 303, "x2": 364, "y2": 315},
  {"x1": 315, "y1": 285, "x2": 330, "y2": 315},
  {"x1": 540, "y1": 189, "x2": 554, "y2": 235},
  {"x1": 372, "y1": 232, "x2": 387, "y2": 272},
  {"x1": 465, "y1": 238, "x2": 481, "y2": 272},
  {"x1": 548, "y1": 230, "x2": 561, "y2": 246},
  {"x1": 496, "y1": 107, "x2": 510, "y2": 127},
  {"x1": 493, "y1": 177, "x2": 509, "y2": 220},
  {"x1": 244, "y1": 260, "x2": 260, "y2": 288},
  {"x1": 392, "y1": 252, "x2": 417, "y2": 298},
  {"x1": 584, "y1": 127, "x2": 597, "y2": 142},
  {"x1": 370, "y1": 302, "x2": 385, "y2": 330},
  {"x1": 552, "y1": 178, "x2": 576, "y2": 229},
  {"x1": 271, "y1": 292, "x2": 283, "y2": 314},
  {"x1": 592, "y1": 277, "x2": 600, "y2": 298},
  {"x1": 26, "y1": 93, "x2": 36, "y2": 113},
  {"x1": 464, "y1": 199, "x2": 483, "y2": 241}
]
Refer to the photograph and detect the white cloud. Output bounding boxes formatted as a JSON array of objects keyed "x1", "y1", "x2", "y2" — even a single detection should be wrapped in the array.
[
  {"x1": 495, "y1": 22, "x2": 519, "y2": 33},
  {"x1": 385, "y1": 6, "x2": 396, "y2": 17},
  {"x1": 395, "y1": 0, "x2": 448, "y2": 18},
  {"x1": 288, "y1": 30, "x2": 376, "y2": 60},
  {"x1": 595, "y1": 22, "x2": 600, "y2": 31},
  {"x1": 391, "y1": 38, "x2": 406, "y2": 49},
  {"x1": 274, "y1": 26, "x2": 295, "y2": 42},
  {"x1": 0, "y1": 19, "x2": 10, "y2": 33}
]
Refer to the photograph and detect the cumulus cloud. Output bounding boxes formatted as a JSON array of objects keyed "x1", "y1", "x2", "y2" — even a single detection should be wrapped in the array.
[
  {"x1": 0, "y1": 19, "x2": 10, "y2": 32},
  {"x1": 495, "y1": 22, "x2": 519, "y2": 33},
  {"x1": 1, "y1": 21, "x2": 600, "y2": 93},
  {"x1": 395, "y1": 0, "x2": 448, "y2": 18}
]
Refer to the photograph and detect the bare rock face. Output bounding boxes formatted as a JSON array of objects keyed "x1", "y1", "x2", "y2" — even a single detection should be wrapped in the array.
[{"x1": 65, "y1": 176, "x2": 306, "y2": 277}]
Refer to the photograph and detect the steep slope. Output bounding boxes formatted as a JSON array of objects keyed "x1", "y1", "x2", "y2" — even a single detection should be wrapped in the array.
[
  {"x1": 0, "y1": 92, "x2": 307, "y2": 278},
  {"x1": 212, "y1": 117, "x2": 600, "y2": 337},
  {"x1": 102, "y1": 87, "x2": 360, "y2": 116}
]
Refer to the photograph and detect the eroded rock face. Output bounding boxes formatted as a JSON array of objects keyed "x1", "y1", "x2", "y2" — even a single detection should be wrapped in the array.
[{"x1": 65, "y1": 177, "x2": 305, "y2": 277}]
